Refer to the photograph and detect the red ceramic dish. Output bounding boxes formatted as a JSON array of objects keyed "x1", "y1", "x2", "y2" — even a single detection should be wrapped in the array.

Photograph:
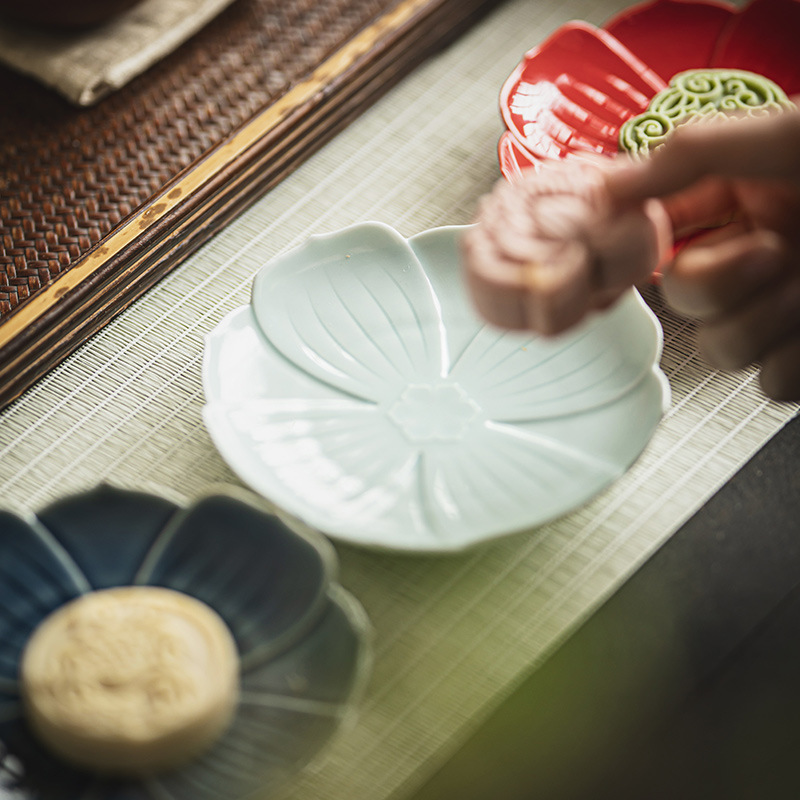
[{"x1": 499, "y1": 0, "x2": 800, "y2": 178}]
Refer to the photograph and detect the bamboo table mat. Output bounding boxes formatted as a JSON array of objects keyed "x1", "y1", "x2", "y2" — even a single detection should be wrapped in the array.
[{"x1": 0, "y1": 0, "x2": 501, "y2": 410}]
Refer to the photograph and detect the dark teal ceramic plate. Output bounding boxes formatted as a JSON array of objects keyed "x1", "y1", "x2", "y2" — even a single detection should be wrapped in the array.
[{"x1": 0, "y1": 485, "x2": 371, "y2": 800}]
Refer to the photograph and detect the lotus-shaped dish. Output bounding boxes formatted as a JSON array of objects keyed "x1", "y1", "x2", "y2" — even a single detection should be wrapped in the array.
[
  {"x1": 0, "y1": 485, "x2": 370, "y2": 800},
  {"x1": 498, "y1": 0, "x2": 800, "y2": 177},
  {"x1": 202, "y1": 222, "x2": 670, "y2": 553}
]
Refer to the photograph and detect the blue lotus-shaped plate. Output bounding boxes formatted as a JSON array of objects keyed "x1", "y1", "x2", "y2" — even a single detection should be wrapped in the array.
[
  {"x1": 203, "y1": 222, "x2": 670, "y2": 552},
  {"x1": 0, "y1": 485, "x2": 371, "y2": 800}
]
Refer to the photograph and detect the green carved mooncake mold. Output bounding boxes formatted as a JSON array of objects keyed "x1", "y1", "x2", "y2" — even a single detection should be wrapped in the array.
[{"x1": 619, "y1": 68, "x2": 794, "y2": 158}]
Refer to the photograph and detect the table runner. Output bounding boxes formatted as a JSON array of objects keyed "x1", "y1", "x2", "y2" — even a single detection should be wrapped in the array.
[
  {"x1": 405, "y1": 416, "x2": 800, "y2": 799},
  {"x1": 0, "y1": 0, "x2": 796, "y2": 798}
]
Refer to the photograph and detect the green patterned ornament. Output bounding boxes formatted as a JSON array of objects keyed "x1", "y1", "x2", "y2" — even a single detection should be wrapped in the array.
[{"x1": 619, "y1": 68, "x2": 794, "y2": 158}]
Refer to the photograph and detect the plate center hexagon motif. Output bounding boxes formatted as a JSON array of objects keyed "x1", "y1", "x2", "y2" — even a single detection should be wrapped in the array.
[{"x1": 387, "y1": 382, "x2": 482, "y2": 443}]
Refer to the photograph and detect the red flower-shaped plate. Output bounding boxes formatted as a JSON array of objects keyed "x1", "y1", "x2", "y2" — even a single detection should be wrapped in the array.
[{"x1": 499, "y1": 0, "x2": 800, "y2": 177}]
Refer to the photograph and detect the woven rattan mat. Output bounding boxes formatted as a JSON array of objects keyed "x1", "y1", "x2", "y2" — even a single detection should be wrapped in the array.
[{"x1": 0, "y1": 0, "x2": 501, "y2": 410}]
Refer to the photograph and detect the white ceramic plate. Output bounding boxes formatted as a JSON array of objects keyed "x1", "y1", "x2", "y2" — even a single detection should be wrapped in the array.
[{"x1": 203, "y1": 222, "x2": 670, "y2": 552}]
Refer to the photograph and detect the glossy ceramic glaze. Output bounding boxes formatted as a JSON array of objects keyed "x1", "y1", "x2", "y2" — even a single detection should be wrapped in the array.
[
  {"x1": 0, "y1": 485, "x2": 371, "y2": 800},
  {"x1": 499, "y1": 0, "x2": 800, "y2": 178},
  {"x1": 203, "y1": 222, "x2": 670, "y2": 553}
]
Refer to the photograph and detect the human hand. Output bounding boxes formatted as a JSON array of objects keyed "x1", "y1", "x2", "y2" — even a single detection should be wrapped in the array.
[
  {"x1": 461, "y1": 158, "x2": 671, "y2": 336},
  {"x1": 606, "y1": 105, "x2": 800, "y2": 401}
]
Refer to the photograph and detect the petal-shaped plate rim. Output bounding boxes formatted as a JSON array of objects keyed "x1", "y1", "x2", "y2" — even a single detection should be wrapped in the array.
[
  {"x1": 248, "y1": 220, "x2": 448, "y2": 404},
  {"x1": 202, "y1": 223, "x2": 670, "y2": 553},
  {"x1": 498, "y1": 19, "x2": 666, "y2": 162},
  {"x1": 148, "y1": 582, "x2": 373, "y2": 800}
]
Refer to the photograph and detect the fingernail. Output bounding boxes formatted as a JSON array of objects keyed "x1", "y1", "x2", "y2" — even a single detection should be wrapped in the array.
[{"x1": 645, "y1": 199, "x2": 674, "y2": 265}]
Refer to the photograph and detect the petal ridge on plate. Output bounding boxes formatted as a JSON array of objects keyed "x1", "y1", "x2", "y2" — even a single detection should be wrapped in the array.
[
  {"x1": 240, "y1": 586, "x2": 371, "y2": 707},
  {"x1": 151, "y1": 702, "x2": 340, "y2": 800},
  {"x1": 452, "y1": 292, "x2": 661, "y2": 421},
  {"x1": 251, "y1": 222, "x2": 447, "y2": 403},
  {"x1": 136, "y1": 490, "x2": 333, "y2": 667},
  {"x1": 414, "y1": 420, "x2": 620, "y2": 539},
  {"x1": 151, "y1": 588, "x2": 370, "y2": 800},
  {"x1": 36, "y1": 484, "x2": 178, "y2": 590},
  {"x1": 203, "y1": 399, "x2": 421, "y2": 534},
  {"x1": 0, "y1": 511, "x2": 88, "y2": 684},
  {"x1": 498, "y1": 130, "x2": 540, "y2": 178},
  {"x1": 501, "y1": 21, "x2": 667, "y2": 161}
]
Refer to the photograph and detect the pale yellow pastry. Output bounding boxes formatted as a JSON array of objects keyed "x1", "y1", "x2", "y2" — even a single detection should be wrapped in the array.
[{"x1": 20, "y1": 586, "x2": 239, "y2": 775}]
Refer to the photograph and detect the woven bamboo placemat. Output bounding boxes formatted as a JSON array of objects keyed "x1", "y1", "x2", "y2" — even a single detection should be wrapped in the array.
[{"x1": 0, "y1": 0, "x2": 501, "y2": 410}]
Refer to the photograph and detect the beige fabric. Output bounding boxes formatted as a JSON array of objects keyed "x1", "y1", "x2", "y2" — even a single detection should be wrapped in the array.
[
  {"x1": 0, "y1": 0, "x2": 795, "y2": 798},
  {"x1": 0, "y1": 0, "x2": 236, "y2": 105}
]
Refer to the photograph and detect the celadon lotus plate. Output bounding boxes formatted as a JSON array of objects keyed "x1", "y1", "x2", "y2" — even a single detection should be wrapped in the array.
[{"x1": 202, "y1": 222, "x2": 670, "y2": 552}]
